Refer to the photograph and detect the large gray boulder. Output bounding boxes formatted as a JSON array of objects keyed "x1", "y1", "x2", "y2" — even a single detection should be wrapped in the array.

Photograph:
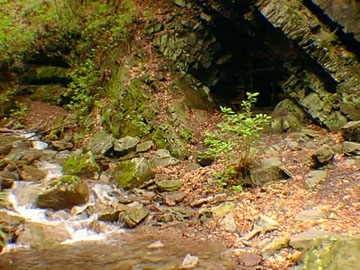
[
  {"x1": 37, "y1": 175, "x2": 90, "y2": 210},
  {"x1": 114, "y1": 136, "x2": 140, "y2": 155},
  {"x1": 150, "y1": 149, "x2": 180, "y2": 168},
  {"x1": 87, "y1": 130, "x2": 115, "y2": 156}
]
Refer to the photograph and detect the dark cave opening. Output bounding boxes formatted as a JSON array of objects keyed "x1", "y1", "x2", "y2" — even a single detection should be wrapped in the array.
[
  {"x1": 201, "y1": 9, "x2": 293, "y2": 109},
  {"x1": 191, "y1": 2, "x2": 344, "y2": 110}
]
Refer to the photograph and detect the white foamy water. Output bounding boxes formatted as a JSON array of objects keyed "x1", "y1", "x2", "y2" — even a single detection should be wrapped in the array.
[{"x1": 37, "y1": 160, "x2": 63, "y2": 181}]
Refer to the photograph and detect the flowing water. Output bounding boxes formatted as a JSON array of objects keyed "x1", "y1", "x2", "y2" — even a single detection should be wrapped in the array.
[{"x1": 0, "y1": 134, "x2": 236, "y2": 270}]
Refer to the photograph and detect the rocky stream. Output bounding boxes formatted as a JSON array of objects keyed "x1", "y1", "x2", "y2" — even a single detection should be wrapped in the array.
[{"x1": 0, "y1": 129, "x2": 240, "y2": 270}]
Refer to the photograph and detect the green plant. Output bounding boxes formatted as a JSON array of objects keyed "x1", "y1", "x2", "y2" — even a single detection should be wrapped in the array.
[
  {"x1": 205, "y1": 92, "x2": 271, "y2": 186},
  {"x1": 8, "y1": 101, "x2": 28, "y2": 129}
]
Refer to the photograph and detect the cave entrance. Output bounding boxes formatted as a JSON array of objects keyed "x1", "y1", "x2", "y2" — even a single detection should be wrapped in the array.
[{"x1": 207, "y1": 8, "x2": 292, "y2": 110}]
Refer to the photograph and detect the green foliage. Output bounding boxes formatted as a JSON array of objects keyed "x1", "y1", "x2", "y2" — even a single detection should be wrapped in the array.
[
  {"x1": 65, "y1": 57, "x2": 99, "y2": 118},
  {"x1": 205, "y1": 92, "x2": 271, "y2": 187},
  {"x1": 8, "y1": 101, "x2": 28, "y2": 129}
]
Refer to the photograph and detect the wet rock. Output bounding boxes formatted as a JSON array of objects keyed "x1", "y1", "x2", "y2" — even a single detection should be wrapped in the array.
[
  {"x1": 0, "y1": 170, "x2": 19, "y2": 184},
  {"x1": 179, "y1": 253, "x2": 199, "y2": 269},
  {"x1": 17, "y1": 220, "x2": 71, "y2": 248},
  {"x1": 211, "y1": 202, "x2": 236, "y2": 217},
  {"x1": 136, "y1": 140, "x2": 153, "y2": 153},
  {"x1": 110, "y1": 157, "x2": 153, "y2": 189},
  {"x1": 5, "y1": 148, "x2": 42, "y2": 166},
  {"x1": 156, "y1": 179, "x2": 181, "y2": 192},
  {"x1": 342, "y1": 141, "x2": 360, "y2": 156},
  {"x1": 62, "y1": 152, "x2": 100, "y2": 178},
  {"x1": 150, "y1": 149, "x2": 180, "y2": 168},
  {"x1": 342, "y1": 121, "x2": 360, "y2": 142},
  {"x1": 123, "y1": 202, "x2": 149, "y2": 227},
  {"x1": 50, "y1": 140, "x2": 73, "y2": 150},
  {"x1": 289, "y1": 229, "x2": 332, "y2": 250},
  {"x1": 114, "y1": 136, "x2": 140, "y2": 155},
  {"x1": 301, "y1": 235, "x2": 360, "y2": 270},
  {"x1": 249, "y1": 157, "x2": 292, "y2": 186},
  {"x1": 238, "y1": 252, "x2": 262, "y2": 267},
  {"x1": 261, "y1": 236, "x2": 290, "y2": 257},
  {"x1": 147, "y1": 240, "x2": 164, "y2": 249},
  {"x1": 19, "y1": 165, "x2": 46, "y2": 181},
  {"x1": 87, "y1": 130, "x2": 115, "y2": 156},
  {"x1": 295, "y1": 208, "x2": 326, "y2": 222},
  {"x1": 37, "y1": 175, "x2": 90, "y2": 210},
  {"x1": 305, "y1": 170, "x2": 327, "y2": 190},
  {"x1": 97, "y1": 206, "x2": 126, "y2": 222},
  {"x1": 0, "y1": 210, "x2": 25, "y2": 246},
  {"x1": 196, "y1": 151, "x2": 215, "y2": 166},
  {"x1": 311, "y1": 144, "x2": 334, "y2": 167}
]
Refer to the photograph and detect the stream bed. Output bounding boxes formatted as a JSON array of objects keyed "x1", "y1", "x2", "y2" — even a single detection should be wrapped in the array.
[{"x1": 0, "y1": 131, "x2": 237, "y2": 270}]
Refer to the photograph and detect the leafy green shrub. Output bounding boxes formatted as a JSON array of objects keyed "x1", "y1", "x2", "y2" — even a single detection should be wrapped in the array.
[{"x1": 205, "y1": 92, "x2": 271, "y2": 187}]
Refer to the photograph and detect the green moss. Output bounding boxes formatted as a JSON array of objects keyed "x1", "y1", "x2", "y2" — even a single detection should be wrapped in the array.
[
  {"x1": 180, "y1": 127, "x2": 192, "y2": 142},
  {"x1": 62, "y1": 153, "x2": 100, "y2": 178},
  {"x1": 113, "y1": 161, "x2": 137, "y2": 189},
  {"x1": 152, "y1": 128, "x2": 167, "y2": 148}
]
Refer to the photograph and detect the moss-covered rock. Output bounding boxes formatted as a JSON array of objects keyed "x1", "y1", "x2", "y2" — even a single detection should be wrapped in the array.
[
  {"x1": 152, "y1": 122, "x2": 189, "y2": 160},
  {"x1": 37, "y1": 175, "x2": 90, "y2": 210},
  {"x1": 20, "y1": 165, "x2": 46, "y2": 181},
  {"x1": 300, "y1": 235, "x2": 360, "y2": 270},
  {"x1": 87, "y1": 130, "x2": 115, "y2": 157},
  {"x1": 197, "y1": 151, "x2": 215, "y2": 166},
  {"x1": 156, "y1": 179, "x2": 182, "y2": 192},
  {"x1": 62, "y1": 152, "x2": 100, "y2": 178},
  {"x1": 110, "y1": 157, "x2": 153, "y2": 189}
]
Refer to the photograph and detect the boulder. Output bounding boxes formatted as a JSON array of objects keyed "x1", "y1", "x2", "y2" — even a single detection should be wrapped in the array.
[
  {"x1": 114, "y1": 136, "x2": 140, "y2": 155},
  {"x1": 62, "y1": 152, "x2": 100, "y2": 178},
  {"x1": 110, "y1": 157, "x2": 153, "y2": 189},
  {"x1": 16, "y1": 220, "x2": 71, "y2": 248},
  {"x1": 136, "y1": 140, "x2": 153, "y2": 153},
  {"x1": 301, "y1": 235, "x2": 360, "y2": 270},
  {"x1": 249, "y1": 157, "x2": 292, "y2": 186},
  {"x1": 87, "y1": 130, "x2": 115, "y2": 156},
  {"x1": 150, "y1": 149, "x2": 180, "y2": 168},
  {"x1": 305, "y1": 170, "x2": 327, "y2": 190},
  {"x1": 50, "y1": 140, "x2": 73, "y2": 151},
  {"x1": 37, "y1": 175, "x2": 90, "y2": 210},
  {"x1": 156, "y1": 179, "x2": 182, "y2": 192},
  {"x1": 342, "y1": 121, "x2": 360, "y2": 142},
  {"x1": 97, "y1": 206, "x2": 125, "y2": 222}
]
